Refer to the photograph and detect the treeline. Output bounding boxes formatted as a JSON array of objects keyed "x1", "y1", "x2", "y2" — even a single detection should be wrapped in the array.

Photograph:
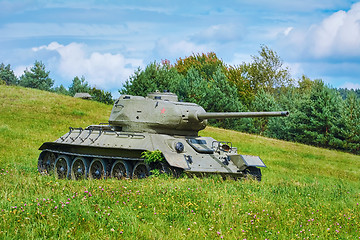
[
  {"x1": 0, "y1": 61, "x2": 113, "y2": 105},
  {"x1": 120, "y1": 46, "x2": 360, "y2": 154}
]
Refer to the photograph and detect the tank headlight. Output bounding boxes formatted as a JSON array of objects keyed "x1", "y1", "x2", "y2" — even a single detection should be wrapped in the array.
[
  {"x1": 221, "y1": 144, "x2": 230, "y2": 152},
  {"x1": 175, "y1": 142, "x2": 184, "y2": 153}
]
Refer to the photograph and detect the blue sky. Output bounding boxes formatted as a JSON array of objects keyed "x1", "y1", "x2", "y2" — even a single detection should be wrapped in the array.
[{"x1": 1, "y1": 0, "x2": 360, "y2": 97}]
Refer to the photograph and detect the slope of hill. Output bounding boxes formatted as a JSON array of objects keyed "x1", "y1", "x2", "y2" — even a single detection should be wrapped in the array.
[{"x1": 0, "y1": 85, "x2": 359, "y2": 239}]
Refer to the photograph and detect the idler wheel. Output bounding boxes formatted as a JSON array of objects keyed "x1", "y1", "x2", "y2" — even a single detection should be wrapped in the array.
[
  {"x1": 110, "y1": 160, "x2": 132, "y2": 179},
  {"x1": 71, "y1": 157, "x2": 89, "y2": 180},
  {"x1": 132, "y1": 162, "x2": 150, "y2": 179},
  {"x1": 38, "y1": 152, "x2": 56, "y2": 175},
  {"x1": 89, "y1": 158, "x2": 107, "y2": 180},
  {"x1": 54, "y1": 155, "x2": 71, "y2": 179}
]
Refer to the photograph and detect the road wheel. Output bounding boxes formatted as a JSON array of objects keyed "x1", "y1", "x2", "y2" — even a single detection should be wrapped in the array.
[
  {"x1": 89, "y1": 158, "x2": 107, "y2": 180},
  {"x1": 110, "y1": 160, "x2": 132, "y2": 179},
  {"x1": 71, "y1": 157, "x2": 89, "y2": 180},
  {"x1": 132, "y1": 162, "x2": 150, "y2": 179},
  {"x1": 54, "y1": 155, "x2": 71, "y2": 179}
]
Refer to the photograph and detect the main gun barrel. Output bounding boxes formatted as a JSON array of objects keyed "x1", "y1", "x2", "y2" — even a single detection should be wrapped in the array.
[{"x1": 197, "y1": 111, "x2": 289, "y2": 121}]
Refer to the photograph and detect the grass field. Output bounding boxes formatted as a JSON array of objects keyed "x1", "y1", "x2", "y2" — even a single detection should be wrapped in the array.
[{"x1": 0, "y1": 85, "x2": 359, "y2": 239}]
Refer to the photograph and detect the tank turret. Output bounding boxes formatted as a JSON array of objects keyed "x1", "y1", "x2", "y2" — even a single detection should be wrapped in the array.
[{"x1": 108, "y1": 91, "x2": 288, "y2": 135}]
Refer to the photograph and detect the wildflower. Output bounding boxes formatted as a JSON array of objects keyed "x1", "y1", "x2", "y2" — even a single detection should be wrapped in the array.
[
  {"x1": 187, "y1": 228, "x2": 190, "y2": 231},
  {"x1": 111, "y1": 228, "x2": 115, "y2": 232}
]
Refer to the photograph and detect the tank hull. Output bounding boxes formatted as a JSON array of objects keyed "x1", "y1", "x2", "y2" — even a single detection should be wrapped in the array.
[{"x1": 38, "y1": 125, "x2": 265, "y2": 180}]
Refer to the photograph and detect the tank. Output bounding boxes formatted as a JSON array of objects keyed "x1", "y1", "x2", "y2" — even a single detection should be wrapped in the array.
[{"x1": 38, "y1": 91, "x2": 289, "y2": 181}]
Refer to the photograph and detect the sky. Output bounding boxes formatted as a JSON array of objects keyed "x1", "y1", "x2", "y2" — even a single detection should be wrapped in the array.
[{"x1": 1, "y1": 0, "x2": 360, "y2": 98}]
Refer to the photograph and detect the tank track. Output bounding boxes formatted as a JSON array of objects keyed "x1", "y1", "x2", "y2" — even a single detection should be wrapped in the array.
[{"x1": 38, "y1": 150, "x2": 182, "y2": 180}]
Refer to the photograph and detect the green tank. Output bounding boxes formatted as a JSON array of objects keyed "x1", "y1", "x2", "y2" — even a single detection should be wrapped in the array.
[{"x1": 38, "y1": 91, "x2": 289, "y2": 181}]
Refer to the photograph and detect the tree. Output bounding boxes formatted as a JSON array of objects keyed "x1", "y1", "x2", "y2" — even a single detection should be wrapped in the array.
[
  {"x1": 225, "y1": 65, "x2": 253, "y2": 106},
  {"x1": 249, "y1": 89, "x2": 279, "y2": 135},
  {"x1": 19, "y1": 61, "x2": 54, "y2": 91},
  {"x1": 265, "y1": 86, "x2": 304, "y2": 141},
  {"x1": 120, "y1": 62, "x2": 183, "y2": 97},
  {"x1": 174, "y1": 52, "x2": 226, "y2": 80},
  {"x1": 54, "y1": 84, "x2": 69, "y2": 95},
  {"x1": 341, "y1": 92, "x2": 360, "y2": 153},
  {"x1": 232, "y1": 46, "x2": 293, "y2": 106},
  {"x1": 89, "y1": 87, "x2": 114, "y2": 105},
  {"x1": 68, "y1": 76, "x2": 90, "y2": 96},
  {"x1": 0, "y1": 63, "x2": 18, "y2": 85},
  {"x1": 278, "y1": 80, "x2": 346, "y2": 149},
  {"x1": 176, "y1": 67, "x2": 251, "y2": 131}
]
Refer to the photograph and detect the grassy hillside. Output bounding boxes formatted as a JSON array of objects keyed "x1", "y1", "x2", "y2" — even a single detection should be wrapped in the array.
[{"x1": 0, "y1": 85, "x2": 359, "y2": 239}]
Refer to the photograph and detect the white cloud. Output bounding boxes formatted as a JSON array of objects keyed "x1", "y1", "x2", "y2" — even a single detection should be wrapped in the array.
[
  {"x1": 33, "y1": 42, "x2": 143, "y2": 90},
  {"x1": 286, "y1": 2, "x2": 360, "y2": 58},
  {"x1": 283, "y1": 27, "x2": 293, "y2": 36},
  {"x1": 154, "y1": 38, "x2": 211, "y2": 60}
]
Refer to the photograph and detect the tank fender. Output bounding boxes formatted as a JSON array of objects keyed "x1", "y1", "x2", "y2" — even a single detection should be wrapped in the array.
[
  {"x1": 230, "y1": 154, "x2": 266, "y2": 171},
  {"x1": 149, "y1": 134, "x2": 190, "y2": 170},
  {"x1": 39, "y1": 142, "x2": 54, "y2": 150},
  {"x1": 162, "y1": 151, "x2": 191, "y2": 170}
]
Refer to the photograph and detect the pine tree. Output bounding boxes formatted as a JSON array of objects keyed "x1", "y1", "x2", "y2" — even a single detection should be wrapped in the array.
[{"x1": 19, "y1": 61, "x2": 54, "y2": 91}]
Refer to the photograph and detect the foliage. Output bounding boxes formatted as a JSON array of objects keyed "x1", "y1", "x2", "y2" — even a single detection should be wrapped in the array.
[
  {"x1": 337, "y1": 87, "x2": 360, "y2": 99},
  {"x1": 0, "y1": 63, "x2": 18, "y2": 85},
  {"x1": 120, "y1": 62, "x2": 183, "y2": 97},
  {"x1": 266, "y1": 78, "x2": 350, "y2": 152},
  {"x1": 177, "y1": 67, "x2": 251, "y2": 131},
  {"x1": 141, "y1": 150, "x2": 164, "y2": 164},
  {"x1": 225, "y1": 65, "x2": 253, "y2": 105},
  {"x1": 229, "y1": 46, "x2": 293, "y2": 106},
  {"x1": 341, "y1": 92, "x2": 360, "y2": 153},
  {"x1": 174, "y1": 52, "x2": 226, "y2": 79},
  {"x1": 19, "y1": 61, "x2": 54, "y2": 91},
  {"x1": 248, "y1": 89, "x2": 280, "y2": 135},
  {"x1": 89, "y1": 87, "x2": 114, "y2": 105},
  {"x1": 53, "y1": 84, "x2": 69, "y2": 95},
  {"x1": 68, "y1": 76, "x2": 90, "y2": 96}
]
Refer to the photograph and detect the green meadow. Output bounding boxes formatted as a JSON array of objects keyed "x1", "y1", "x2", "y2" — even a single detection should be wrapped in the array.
[{"x1": 0, "y1": 85, "x2": 359, "y2": 239}]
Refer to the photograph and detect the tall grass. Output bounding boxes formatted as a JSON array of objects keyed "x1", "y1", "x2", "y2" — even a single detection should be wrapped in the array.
[{"x1": 0, "y1": 85, "x2": 359, "y2": 239}]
